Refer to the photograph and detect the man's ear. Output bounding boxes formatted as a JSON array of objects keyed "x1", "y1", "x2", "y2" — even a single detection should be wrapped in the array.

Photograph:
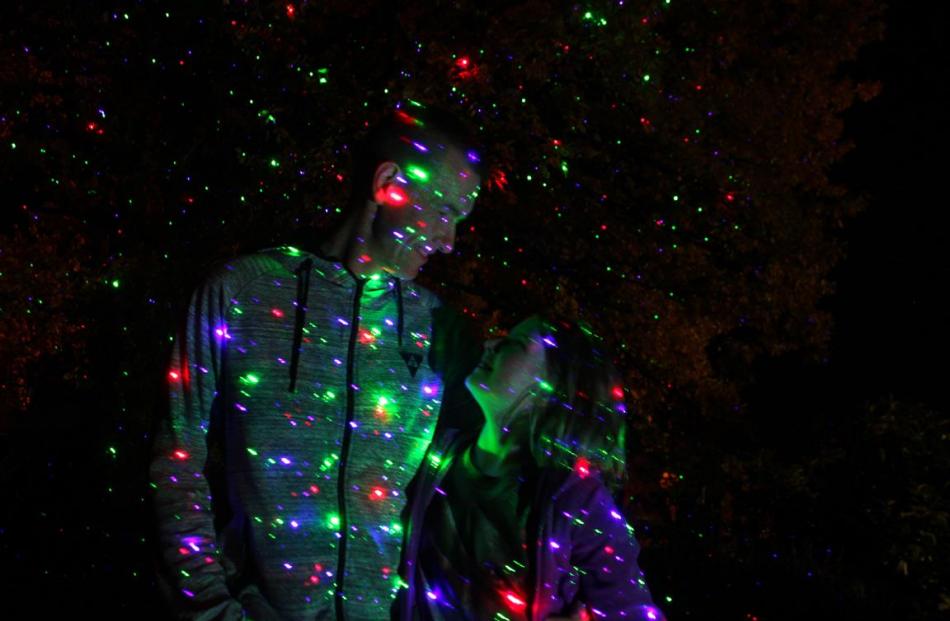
[{"x1": 371, "y1": 161, "x2": 401, "y2": 204}]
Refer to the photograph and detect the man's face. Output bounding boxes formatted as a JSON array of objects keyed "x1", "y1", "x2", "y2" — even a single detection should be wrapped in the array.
[{"x1": 367, "y1": 145, "x2": 480, "y2": 280}]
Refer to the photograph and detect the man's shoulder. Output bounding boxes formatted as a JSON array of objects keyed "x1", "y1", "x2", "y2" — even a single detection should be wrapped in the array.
[
  {"x1": 399, "y1": 278, "x2": 443, "y2": 311},
  {"x1": 198, "y1": 247, "x2": 309, "y2": 294}
]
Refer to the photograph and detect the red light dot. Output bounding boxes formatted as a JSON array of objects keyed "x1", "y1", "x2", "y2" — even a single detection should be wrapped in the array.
[
  {"x1": 611, "y1": 386, "x2": 624, "y2": 399},
  {"x1": 575, "y1": 457, "x2": 591, "y2": 478},
  {"x1": 725, "y1": 193, "x2": 735, "y2": 202},
  {"x1": 503, "y1": 591, "x2": 526, "y2": 609},
  {"x1": 173, "y1": 450, "x2": 190, "y2": 461},
  {"x1": 395, "y1": 110, "x2": 419, "y2": 126},
  {"x1": 285, "y1": 4, "x2": 295, "y2": 18},
  {"x1": 168, "y1": 370, "x2": 180, "y2": 381},
  {"x1": 379, "y1": 186, "x2": 409, "y2": 206},
  {"x1": 271, "y1": 308, "x2": 284, "y2": 318},
  {"x1": 369, "y1": 487, "x2": 387, "y2": 500}
]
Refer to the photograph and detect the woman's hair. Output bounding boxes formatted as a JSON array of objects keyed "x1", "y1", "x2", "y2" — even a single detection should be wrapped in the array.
[{"x1": 525, "y1": 316, "x2": 628, "y2": 489}]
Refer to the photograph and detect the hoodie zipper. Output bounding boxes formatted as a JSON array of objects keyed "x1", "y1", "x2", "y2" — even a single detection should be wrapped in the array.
[{"x1": 335, "y1": 279, "x2": 365, "y2": 621}]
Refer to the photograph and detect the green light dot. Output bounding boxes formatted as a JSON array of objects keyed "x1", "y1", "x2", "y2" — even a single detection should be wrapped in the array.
[
  {"x1": 643, "y1": 74, "x2": 651, "y2": 82},
  {"x1": 111, "y1": 279, "x2": 120, "y2": 288},
  {"x1": 406, "y1": 165, "x2": 430, "y2": 182}
]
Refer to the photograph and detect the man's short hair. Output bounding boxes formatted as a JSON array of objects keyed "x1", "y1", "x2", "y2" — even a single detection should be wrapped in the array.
[{"x1": 351, "y1": 102, "x2": 486, "y2": 197}]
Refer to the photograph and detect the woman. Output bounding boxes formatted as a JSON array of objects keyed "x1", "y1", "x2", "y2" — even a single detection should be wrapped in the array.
[{"x1": 412, "y1": 316, "x2": 666, "y2": 620}]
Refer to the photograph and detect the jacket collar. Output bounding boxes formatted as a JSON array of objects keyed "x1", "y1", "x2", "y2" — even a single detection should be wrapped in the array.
[{"x1": 307, "y1": 251, "x2": 399, "y2": 294}]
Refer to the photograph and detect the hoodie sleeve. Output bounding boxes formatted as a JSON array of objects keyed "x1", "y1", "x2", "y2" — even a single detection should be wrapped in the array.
[
  {"x1": 149, "y1": 270, "x2": 245, "y2": 620},
  {"x1": 568, "y1": 479, "x2": 666, "y2": 621}
]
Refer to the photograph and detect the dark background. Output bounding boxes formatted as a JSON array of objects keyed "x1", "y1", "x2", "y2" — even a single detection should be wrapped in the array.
[{"x1": 1, "y1": 1, "x2": 946, "y2": 619}]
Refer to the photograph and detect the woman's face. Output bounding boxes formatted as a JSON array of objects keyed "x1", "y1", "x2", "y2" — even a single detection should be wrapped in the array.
[{"x1": 465, "y1": 317, "x2": 549, "y2": 423}]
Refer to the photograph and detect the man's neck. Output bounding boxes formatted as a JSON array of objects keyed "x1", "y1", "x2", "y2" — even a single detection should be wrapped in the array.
[{"x1": 319, "y1": 200, "x2": 382, "y2": 280}]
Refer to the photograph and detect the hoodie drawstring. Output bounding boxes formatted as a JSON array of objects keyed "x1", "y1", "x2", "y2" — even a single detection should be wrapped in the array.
[
  {"x1": 288, "y1": 258, "x2": 313, "y2": 392},
  {"x1": 394, "y1": 278, "x2": 406, "y2": 351}
]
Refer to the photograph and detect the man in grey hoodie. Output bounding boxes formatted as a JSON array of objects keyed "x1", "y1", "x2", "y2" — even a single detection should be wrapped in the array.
[{"x1": 150, "y1": 103, "x2": 483, "y2": 621}]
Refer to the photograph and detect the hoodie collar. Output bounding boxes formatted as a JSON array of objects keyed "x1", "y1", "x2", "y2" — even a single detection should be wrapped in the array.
[{"x1": 308, "y1": 252, "x2": 399, "y2": 293}]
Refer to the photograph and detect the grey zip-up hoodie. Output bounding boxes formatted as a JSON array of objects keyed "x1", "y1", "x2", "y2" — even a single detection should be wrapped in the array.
[{"x1": 151, "y1": 247, "x2": 459, "y2": 620}]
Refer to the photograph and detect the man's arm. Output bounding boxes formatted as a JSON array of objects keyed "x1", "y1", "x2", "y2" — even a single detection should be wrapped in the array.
[
  {"x1": 149, "y1": 274, "x2": 245, "y2": 620},
  {"x1": 569, "y1": 479, "x2": 667, "y2": 621},
  {"x1": 429, "y1": 304, "x2": 483, "y2": 439}
]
